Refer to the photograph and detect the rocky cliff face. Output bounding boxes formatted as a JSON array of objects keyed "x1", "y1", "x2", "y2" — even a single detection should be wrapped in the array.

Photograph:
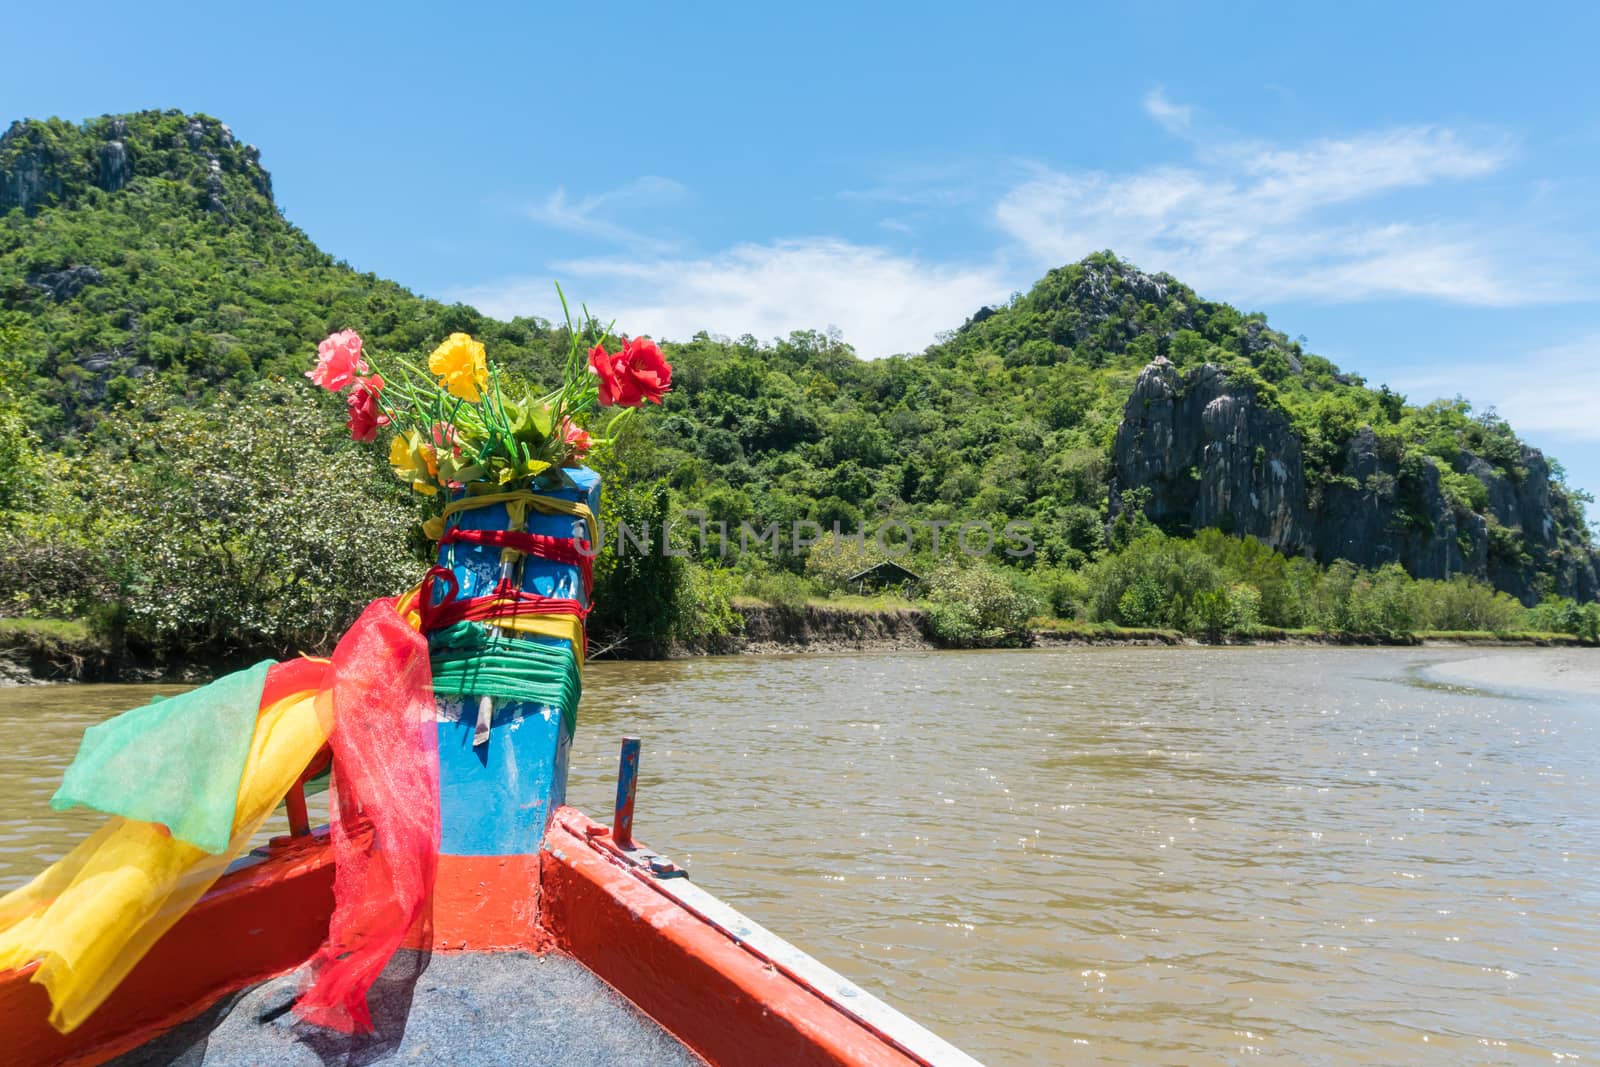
[
  {"x1": 1111, "y1": 357, "x2": 1600, "y2": 603},
  {"x1": 0, "y1": 112, "x2": 290, "y2": 418},
  {"x1": 0, "y1": 111, "x2": 272, "y2": 218}
]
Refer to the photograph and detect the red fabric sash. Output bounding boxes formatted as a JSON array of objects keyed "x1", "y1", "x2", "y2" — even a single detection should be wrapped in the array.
[
  {"x1": 417, "y1": 564, "x2": 589, "y2": 652},
  {"x1": 295, "y1": 599, "x2": 440, "y2": 1033}
]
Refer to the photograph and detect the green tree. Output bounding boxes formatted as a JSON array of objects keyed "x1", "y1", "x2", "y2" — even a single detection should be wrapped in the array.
[
  {"x1": 589, "y1": 479, "x2": 681, "y2": 658},
  {"x1": 71, "y1": 380, "x2": 419, "y2": 656},
  {"x1": 803, "y1": 531, "x2": 881, "y2": 592}
]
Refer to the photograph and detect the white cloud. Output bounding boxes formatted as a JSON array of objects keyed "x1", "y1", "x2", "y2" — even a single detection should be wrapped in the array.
[
  {"x1": 993, "y1": 121, "x2": 1564, "y2": 305},
  {"x1": 525, "y1": 176, "x2": 686, "y2": 248},
  {"x1": 1390, "y1": 333, "x2": 1600, "y2": 442},
  {"x1": 1143, "y1": 87, "x2": 1193, "y2": 134},
  {"x1": 456, "y1": 93, "x2": 1590, "y2": 363},
  {"x1": 450, "y1": 238, "x2": 1012, "y2": 358}
]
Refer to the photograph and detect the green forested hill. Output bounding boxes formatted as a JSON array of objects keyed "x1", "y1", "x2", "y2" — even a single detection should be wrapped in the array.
[
  {"x1": 631, "y1": 258, "x2": 1597, "y2": 598},
  {"x1": 0, "y1": 110, "x2": 569, "y2": 436},
  {"x1": 1, "y1": 111, "x2": 1595, "y2": 662}
]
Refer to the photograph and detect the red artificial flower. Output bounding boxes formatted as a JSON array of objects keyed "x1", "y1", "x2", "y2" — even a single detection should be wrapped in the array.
[
  {"x1": 588, "y1": 337, "x2": 673, "y2": 407},
  {"x1": 308, "y1": 329, "x2": 368, "y2": 392},
  {"x1": 558, "y1": 417, "x2": 592, "y2": 460},
  {"x1": 345, "y1": 374, "x2": 388, "y2": 442},
  {"x1": 587, "y1": 343, "x2": 624, "y2": 406}
]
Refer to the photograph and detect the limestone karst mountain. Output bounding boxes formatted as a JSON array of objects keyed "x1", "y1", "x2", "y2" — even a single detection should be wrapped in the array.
[{"x1": 2, "y1": 110, "x2": 1595, "y2": 606}]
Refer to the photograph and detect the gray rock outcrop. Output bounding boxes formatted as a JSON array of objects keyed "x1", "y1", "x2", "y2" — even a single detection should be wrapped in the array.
[
  {"x1": 24, "y1": 264, "x2": 102, "y2": 302},
  {"x1": 0, "y1": 121, "x2": 65, "y2": 214},
  {"x1": 1110, "y1": 358, "x2": 1600, "y2": 603},
  {"x1": 99, "y1": 138, "x2": 131, "y2": 191},
  {"x1": 1110, "y1": 357, "x2": 1308, "y2": 548},
  {"x1": 0, "y1": 112, "x2": 275, "y2": 219}
]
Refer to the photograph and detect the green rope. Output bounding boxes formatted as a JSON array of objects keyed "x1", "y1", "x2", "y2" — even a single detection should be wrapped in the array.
[{"x1": 428, "y1": 621, "x2": 581, "y2": 738}]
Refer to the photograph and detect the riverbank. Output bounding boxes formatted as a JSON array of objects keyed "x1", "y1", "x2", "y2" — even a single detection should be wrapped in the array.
[
  {"x1": 0, "y1": 619, "x2": 124, "y2": 687},
  {"x1": 682, "y1": 601, "x2": 937, "y2": 655},
  {"x1": 4, "y1": 607, "x2": 1591, "y2": 686}
]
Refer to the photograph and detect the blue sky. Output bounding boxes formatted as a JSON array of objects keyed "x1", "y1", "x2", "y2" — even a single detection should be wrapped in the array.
[{"x1": 5, "y1": 1, "x2": 1599, "y2": 509}]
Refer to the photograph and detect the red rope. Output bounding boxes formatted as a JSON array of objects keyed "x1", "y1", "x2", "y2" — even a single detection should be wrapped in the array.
[
  {"x1": 416, "y1": 565, "x2": 590, "y2": 658},
  {"x1": 431, "y1": 591, "x2": 590, "y2": 627},
  {"x1": 437, "y1": 527, "x2": 593, "y2": 598}
]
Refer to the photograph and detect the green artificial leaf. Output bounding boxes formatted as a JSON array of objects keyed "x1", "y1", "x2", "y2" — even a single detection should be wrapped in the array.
[
  {"x1": 500, "y1": 398, "x2": 527, "y2": 434},
  {"x1": 502, "y1": 397, "x2": 553, "y2": 443},
  {"x1": 435, "y1": 452, "x2": 486, "y2": 484},
  {"x1": 526, "y1": 397, "x2": 553, "y2": 438}
]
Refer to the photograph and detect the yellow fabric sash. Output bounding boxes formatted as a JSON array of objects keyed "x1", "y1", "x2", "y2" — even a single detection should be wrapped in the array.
[{"x1": 0, "y1": 687, "x2": 327, "y2": 1032}]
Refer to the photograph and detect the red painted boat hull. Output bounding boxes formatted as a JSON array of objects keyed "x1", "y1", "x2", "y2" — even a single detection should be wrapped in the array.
[
  {"x1": 541, "y1": 809, "x2": 922, "y2": 1067},
  {"x1": 1, "y1": 835, "x2": 338, "y2": 1067},
  {"x1": 0, "y1": 809, "x2": 966, "y2": 1067}
]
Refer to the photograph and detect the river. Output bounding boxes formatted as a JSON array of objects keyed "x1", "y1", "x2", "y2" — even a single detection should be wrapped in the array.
[{"x1": 2, "y1": 647, "x2": 1596, "y2": 1065}]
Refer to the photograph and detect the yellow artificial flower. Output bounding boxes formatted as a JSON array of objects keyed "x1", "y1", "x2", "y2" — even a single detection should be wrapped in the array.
[
  {"x1": 387, "y1": 433, "x2": 414, "y2": 476},
  {"x1": 428, "y1": 332, "x2": 489, "y2": 402},
  {"x1": 388, "y1": 431, "x2": 440, "y2": 493}
]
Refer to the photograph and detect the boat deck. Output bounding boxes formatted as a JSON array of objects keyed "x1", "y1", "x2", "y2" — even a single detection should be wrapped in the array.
[{"x1": 109, "y1": 950, "x2": 705, "y2": 1067}]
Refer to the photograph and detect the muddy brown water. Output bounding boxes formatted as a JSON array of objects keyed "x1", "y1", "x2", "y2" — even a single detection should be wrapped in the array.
[{"x1": 2, "y1": 647, "x2": 1596, "y2": 1065}]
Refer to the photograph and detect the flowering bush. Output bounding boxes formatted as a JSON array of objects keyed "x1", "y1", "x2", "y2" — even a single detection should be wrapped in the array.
[{"x1": 307, "y1": 293, "x2": 670, "y2": 502}]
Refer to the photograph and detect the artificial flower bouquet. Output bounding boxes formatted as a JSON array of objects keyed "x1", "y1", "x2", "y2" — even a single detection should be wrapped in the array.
[{"x1": 304, "y1": 300, "x2": 671, "y2": 505}]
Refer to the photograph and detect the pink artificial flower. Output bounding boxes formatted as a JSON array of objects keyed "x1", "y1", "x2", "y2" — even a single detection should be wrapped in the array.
[
  {"x1": 345, "y1": 375, "x2": 388, "y2": 442},
  {"x1": 558, "y1": 417, "x2": 592, "y2": 460},
  {"x1": 306, "y1": 330, "x2": 368, "y2": 391},
  {"x1": 430, "y1": 421, "x2": 461, "y2": 456}
]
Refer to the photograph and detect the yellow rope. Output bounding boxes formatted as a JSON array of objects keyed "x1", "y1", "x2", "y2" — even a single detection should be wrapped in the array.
[
  {"x1": 427, "y1": 490, "x2": 597, "y2": 547},
  {"x1": 396, "y1": 584, "x2": 583, "y2": 665}
]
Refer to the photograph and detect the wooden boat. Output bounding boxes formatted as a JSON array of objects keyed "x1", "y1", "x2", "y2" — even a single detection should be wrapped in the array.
[{"x1": 0, "y1": 469, "x2": 982, "y2": 1067}]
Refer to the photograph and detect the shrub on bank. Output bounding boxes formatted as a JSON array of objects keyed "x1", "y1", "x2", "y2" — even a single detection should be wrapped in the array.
[
  {"x1": 925, "y1": 559, "x2": 1038, "y2": 647},
  {"x1": 1522, "y1": 596, "x2": 1600, "y2": 642},
  {"x1": 803, "y1": 531, "x2": 880, "y2": 593},
  {"x1": 3, "y1": 380, "x2": 420, "y2": 659},
  {"x1": 1063, "y1": 530, "x2": 1582, "y2": 642},
  {"x1": 737, "y1": 569, "x2": 815, "y2": 611}
]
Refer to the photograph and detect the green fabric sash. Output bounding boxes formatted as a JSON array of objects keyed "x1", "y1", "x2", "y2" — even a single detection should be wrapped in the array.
[{"x1": 51, "y1": 660, "x2": 273, "y2": 854}]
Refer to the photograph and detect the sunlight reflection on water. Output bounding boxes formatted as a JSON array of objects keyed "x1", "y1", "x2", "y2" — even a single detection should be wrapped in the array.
[{"x1": 2, "y1": 646, "x2": 1596, "y2": 1065}]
